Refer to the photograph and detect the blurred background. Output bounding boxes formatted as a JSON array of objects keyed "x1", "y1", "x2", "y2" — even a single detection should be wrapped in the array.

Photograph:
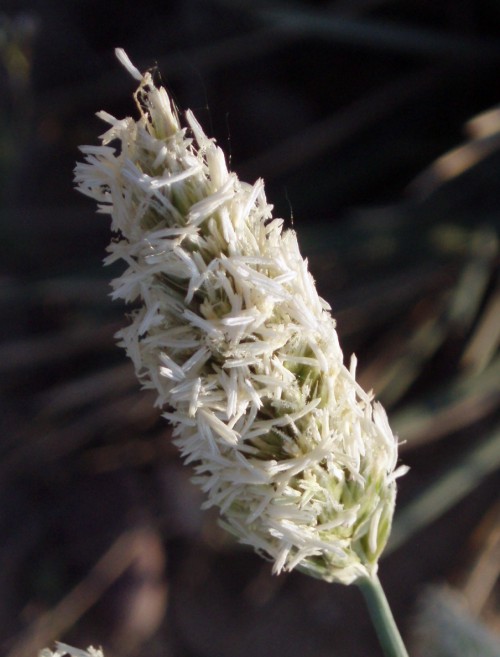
[{"x1": 1, "y1": 1, "x2": 499, "y2": 656}]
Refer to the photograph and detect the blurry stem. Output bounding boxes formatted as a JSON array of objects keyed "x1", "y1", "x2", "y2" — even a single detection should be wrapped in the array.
[{"x1": 357, "y1": 574, "x2": 409, "y2": 657}]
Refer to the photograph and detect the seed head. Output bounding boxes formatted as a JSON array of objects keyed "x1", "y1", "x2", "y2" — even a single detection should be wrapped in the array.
[
  {"x1": 75, "y1": 49, "x2": 407, "y2": 585},
  {"x1": 40, "y1": 644, "x2": 104, "y2": 657}
]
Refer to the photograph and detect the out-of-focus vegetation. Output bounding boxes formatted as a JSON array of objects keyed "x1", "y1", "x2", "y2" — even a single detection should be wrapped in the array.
[{"x1": 0, "y1": 2, "x2": 498, "y2": 657}]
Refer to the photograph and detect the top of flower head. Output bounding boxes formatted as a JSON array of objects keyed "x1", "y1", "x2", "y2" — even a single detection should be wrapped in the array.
[{"x1": 74, "y1": 49, "x2": 406, "y2": 585}]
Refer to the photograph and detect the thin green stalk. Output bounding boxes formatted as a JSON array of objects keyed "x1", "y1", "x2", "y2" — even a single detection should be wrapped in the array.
[{"x1": 357, "y1": 574, "x2": 409, "y2": 657}]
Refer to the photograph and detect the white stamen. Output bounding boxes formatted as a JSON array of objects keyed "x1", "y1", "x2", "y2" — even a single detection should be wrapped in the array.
[{"x1": 115, "y1": 47, "x2": 143, "y2": 81}]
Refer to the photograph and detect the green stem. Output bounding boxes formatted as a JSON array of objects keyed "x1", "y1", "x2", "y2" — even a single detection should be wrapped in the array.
[{"x1": 357, "y1": 574, "x2": 409, "y2": 657}]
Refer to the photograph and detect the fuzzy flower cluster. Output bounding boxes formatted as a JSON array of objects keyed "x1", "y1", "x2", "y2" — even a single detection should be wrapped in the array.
[
  {"x1": 75, "y1": 49, "x2": 406, "y2": 585},
  {"x1": 40, "y1": 644, "x2": 103, "y2": 657}
]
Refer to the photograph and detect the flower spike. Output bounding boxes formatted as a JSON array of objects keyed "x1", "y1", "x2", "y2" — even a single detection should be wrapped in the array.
[{"x1": 75, "y1": 50, "x2": 407, "y2": 585}]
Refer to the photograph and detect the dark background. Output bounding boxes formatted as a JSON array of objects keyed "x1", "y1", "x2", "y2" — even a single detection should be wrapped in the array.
[{"x1": 1, "y1": 2, "x2": 499, "y2": 657}]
